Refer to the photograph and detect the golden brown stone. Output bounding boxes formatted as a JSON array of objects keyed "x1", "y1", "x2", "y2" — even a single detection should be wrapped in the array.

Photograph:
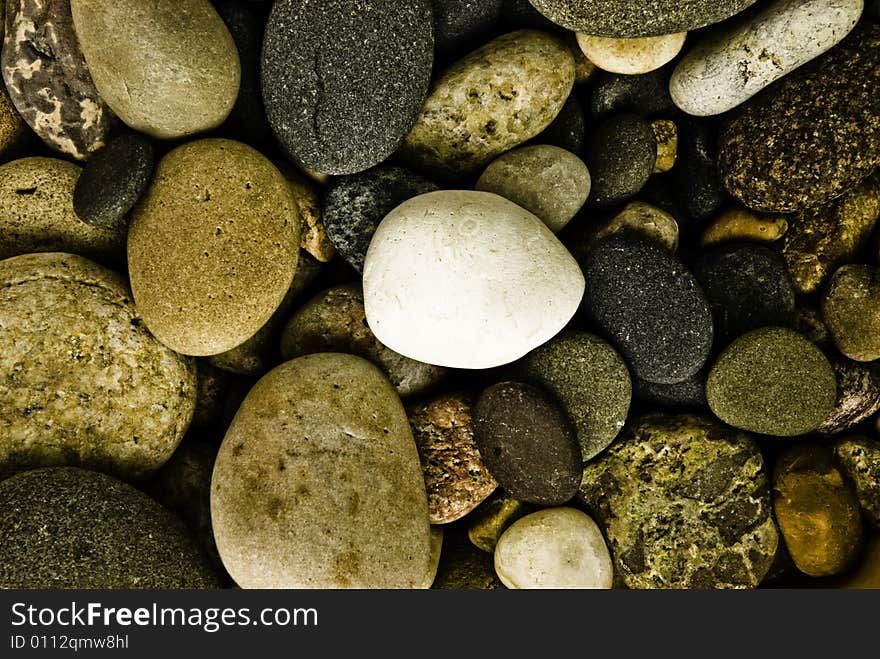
[
  {"x1": 700, "y1": 207, "x2": 788, "y2": 247},
  {"x1": 651, "y1": 119, "x2": 677, "y2": 173},
  {"x1": 0, "y1": 83, "x2": 26, "y2": 161},
  {"x1": 834, "y1": 535, "x2": 880, "y2": 589},
  {"x1": 594, "y1": 201, "x2": 678, "y2": 251},
  {"x1": 275, "y1": 162, "x2": 334, "y2": 262},
  {"x1": 467, "y1": 492, "x2": 533, "y2": 553}
]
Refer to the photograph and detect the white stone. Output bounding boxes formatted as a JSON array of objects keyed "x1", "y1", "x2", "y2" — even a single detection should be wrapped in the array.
[
  {"x1": 363, "y1": 190, "x2": 585, "y2": 369},
  {"x1": 494, "y1": 507, "x2": 613, "y2": 589},
  {"x1": 670, "y1": 0, "x2": 863, "y2": 116},
  {"x1": 576, "y1": 32, "x2": 686, "y2": 75}
]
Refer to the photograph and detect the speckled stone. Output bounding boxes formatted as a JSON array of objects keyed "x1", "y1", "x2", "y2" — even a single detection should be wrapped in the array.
[
  {"x1": 822, "y1": 264, "x2": 880, "y2": 362},
  {"x1": 399, "y1": 30, "x2": 574, "y2": 181},
  {"x1": 633, "y1": 369, "x2": 707, "y2": 409},
  {"x1": 73, "y1": 132, "x2": 154, "y2": 228},
  {"x1": 0, "y1": 467, "x2": 218, "y2": 588},
  {"x1": 467, "y1": 492, "x2": 533, "y2": 553},
  {"x1": 323, "y1": 165, "x2": 438, "y2": 273},
  {"x1": 580, "y1": 233, "x2": 713, "y2": 385},
  {"x1": 593, "y1": 201, "x2": 679, "y2": 251},
  {"x1": 651, "y1": 119, "x2": 677, "y2": 173},
  {"x1": 0, "y1": 157, "x2": 124, "y2": 263},
  {"x1": 536, "y1": 92, "x2": 585, "y2": 154},
  {"x1": 275, "y1": 161, "x2": 334, "y2": 262},
  {"x1": 433, "y1": 527, "x2": 504, "y2": 589},
  {"x1": 2, "y1": 0, "x2": 115, "y2": 159},
  {"x1": 262, "y1": 0, "x2": 433, "y2": 175},
  {"x1": 700, "y1": 207, "x2": 788, "y2": 246},
  {"x1": 706, "y1": 327, "x2": 837, "y2": 436},
  {"x1": 577, "y1": 31, "x2": 686, "y2": 75},
  {"x1": 280, "y1": 284, "x2": 445, "y2": 399},
  {"x1": 718, "y1": 23, "x2": 880, "y2": 213},
  {"x1": 0, "y1": 83, "x2": 27, "y2": 161},
  {"x1": 773, "y1": 444, "x2": 863, "y2": 577},
  {"x1": 474, "y1": 382, "x2": 581, "y2": 505},
  {"x1": 526, "y1": 0, "x2": 758, "y2": 37},
  {"x1": 432, "y1": 0, "x2": 503, "y2": 60},
  {"x1": 212, "y1": 353, "x2": 432, "y2": 588},
  {"x1": 0, "y1": 253, "x2": 196, "y2": 480},
  {"x1": 191, "y1": 361, "x2": 230, "y2": 429},
  {"x1": 584, "y1": 113, "x2": 656, "y2": 208},
  {"x1": 580, "y1": 413, "x2": 777, "y2": 589},
  {"x1": 590, "y1": 68, "x2": 675, "y2": 118},
  {"x1": 128, "y1": 139, "x2": 299, "y2": 357},
  {"x1": 794, "y1": 302, "x2": 832, "y2": 348},
  {"x1": 833, "y1": 437, "x2": 880, "y2": 529},
  {"x1": 818, "y1": 360, "x2": 880, "y2": 436},
  {"x1": 781, "y1": 174, "x2": 880, "y2": 295},
  {"x1": 671, "y1": 117, "x2": 727, "y2": 221},
  {"x1": 513, "y1": 331, "x2": 631, "y2": 461},
  {"x1": 71, "y1": 0, "x2": 240, "y2": 140},
  {"x1": 409, "y1": 392, "x2": 497, "y2": 524}
]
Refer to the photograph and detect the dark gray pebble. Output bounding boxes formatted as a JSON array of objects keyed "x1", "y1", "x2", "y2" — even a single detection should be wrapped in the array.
[
  {"x1": 433, "y1": 0, "x2": 503, "y2": 61},
  {"x1": 589, "y1": 69, "x2": 676, "y2": 118},
  {"x1": 584, "y1": 113, "x2": 656, "y2": 208},
  {"x1": 670, "y1": 117, "x2": 727, "y2": 221},
  {"x1": 535, "y1": 93, "x2": 585, "y2": 155},
  {"x1": 501, "y1": 0, "x2": 560, "y2": 31},
  {"x1": 634, "y1": 369, "x2": 708, "y2": 409}
]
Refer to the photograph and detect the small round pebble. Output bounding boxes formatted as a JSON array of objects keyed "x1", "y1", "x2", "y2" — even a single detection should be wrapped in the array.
[
  {"x1": 584, "y1": 113, "x2": 656, "y2": 208},
  {"x1": 833, "y1": 436, "x2": 880, "y2": 529},
  {"x1": 593, "y1": 201, "x2": 679, "y2": 251},
  {"x1": 700, "y1": 207, "x2": 788, "y2": 246},
  {"x1": 494, "y1": 507, "x2": 613, "y2": 589},
  {"x1": 818, "y1": 359, "x2": 880, "y2": 436},
  {"x1": 577, "y1": 32, "x2": 685, "y2": 75},
  {"x1": 822, "y1": 264, "x2": 880, "y2": 362}
]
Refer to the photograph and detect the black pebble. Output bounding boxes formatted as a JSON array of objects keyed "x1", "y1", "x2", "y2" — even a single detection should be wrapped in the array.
[
  {"x1": 580, "y1": 232, "x2": 714, "y2": 384},
  {"x1": 433, "y1": 0, "x2": 503, "y2": 62},
  {"x1": 500, "y1": 0, "x2": 560, "y2": 30},
  {"x1": 589, "y1": 68, "x2": 676, "y2": 118},
  {"x1": 634, "y1": 369, "x2": 708, "y2": 409},
  {"x1": 535, "y1": 92, "x2": 585, "y2": 154},
  {"x1": 73, "y1": 132, "x2": 154, "y2": 228},
  {"x1": 670, "y1": 117, "x2": 727, "y2": 221},
  {"x1": 584, "y1": 113, "x2": 656, "y2": 208}
]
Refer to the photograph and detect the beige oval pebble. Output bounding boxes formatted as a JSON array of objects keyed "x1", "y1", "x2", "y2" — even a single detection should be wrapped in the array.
[
  {"x1": 211, "y1": 353, "x2": 432, "y2": 589},
  {"x1": 494, "y1": 507, "x2": 614, "y2": 589},
  {"x1": 70, "y1": 0, "x2": 240, "y2": 139},
  {"x1": 0, "y1": 252, "x2": 196, "y2": 480},
  {"x1": 577, "y1": 31, "x2": 686, "y2": 75},
  {"x1": 128, "y1": 138, "x2": 299, "y2": 357},
  {"x1": 594, "y1": 201, "x2": 679, "y2": 251},
  {"x1": 700, "y1": 207, "x2": 788, "y2": 246}
]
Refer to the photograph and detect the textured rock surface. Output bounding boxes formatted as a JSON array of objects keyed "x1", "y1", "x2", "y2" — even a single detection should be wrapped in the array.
[
  {"x1": 700, "y1": 207, "x2": 788, "y2": 246},
  {"x1": 833, "y1": 437, "x2": 880, "y2": 528},
  {"x1": 577, "y1": 32, "x2": 685, "y2": 75},
  {"x1": 651, "y1": 119, "x2": 678, "y2": 173},
  {"x1": 822, "y1": 264, "x2": 880, "y2": 362},
  {"x1": 433, "y1": 0, "x2": 503, "y2": 60},
  {"x1": 275, "y1": 161, "x2": 334, "y2": 262},
  {"x1": 467, "y1": 492, "x2": 533, "y2": 553},
  {"x1": 579, "y1": 414, "x2": 778, "y2": 589},
  {"x1": 593, "y1": 201, "x2": 678, "y2": 251},
  {"x1": 584, "y1": 113, "x2": 656, "y2": 208},
  {"x1": 0, "y1": 83, "x2": 27, "y2": 161},
  {"x1": 590, "y1": 68, "x2": 675, "y2": 118},
  {"x1": 818, "y1": 359, "x2": 880, "y2": 436}
]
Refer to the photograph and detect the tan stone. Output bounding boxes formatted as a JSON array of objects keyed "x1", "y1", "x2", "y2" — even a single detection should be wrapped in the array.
[
  {"x1": 594, "y1": 201, "x2": 679, "y2": 251},
  {"x1": 651, "y1": 119, "x2": 678, "y2": 173},
  {"x1": 700, "y1": 207, "x2": 788, "y2": 246},
  {"x1": 577, "y1": 31, "x2": 686, "y2": 75},
  {"x1": 275, "y1": 162, "x2": 334, "y2": 262}
]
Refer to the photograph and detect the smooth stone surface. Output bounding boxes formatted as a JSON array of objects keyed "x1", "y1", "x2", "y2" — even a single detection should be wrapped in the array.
[
  {"x1": 212, "y1": 354, "x2": 432, "y2": 588},
  {"x1": 280, "y1": 284, "x2": 445, "y2": 400},
  {"x1": 700, "y1": 207, "x2": 788, "y2": 246},
  {"x1": 494, "y1": 508, "x2": 613, "y2": 589},
  {"x1": 262, "y1": 0, "x2": 433, "y2": 174},
  {"x1": 584, "y1": 113, "x2": 656, "y2": 208},
  {"x1": 577, "y1": 32, "x2": 685, "y2": 75},
  {"x1": 399, "y1": 30, "x2": 574, "y2": 181},
  {"x1": 0, "y1": 253, "x2": 196, "y2": 480},
  {"x1": 822, "y1": 264, "x2": 880, "y2": 362},
  {"x1": 693, "y1": 243, "x2": 796, "y2": 344},
  {"x1": 323, "y1": 165, "x2": 438, "y2": 273},
  {"x1": 421, "y1": 526, "x2": 444, "y2": 589},
  {"x1": 476, "y1": 145, "x2": 590, "y2": 233},
  {"x1": 833, "y1": 437, "x2": 880, "y2": 528},
  {"x1": 73, "y1": 132, "x2": 154, "y2": 228},
  {"x1": 0, "y1": 467, "x2": 217, "y2": 588},
  {"x1": 433, "y1": 0, "x2": 503, "y2": 60},
  {"x1": 590, "y1": 68, "x2": 675, "y2": 118},
  {"x1": 409, "y1": 392, "x2": 497, "y2": 524},
  {"x1": 718, "y1": 23, "x2": 880, "y2": 213},
  {"x1": 580, "y1": 414, "x2": 778, "y2": 589},
  {"x1": 633, "y1": 369, "x2": 707, "y2": 409},
  {"x1": 363, "y1": 190, "x2": 584, "y2": 369},
  {"x1": 818, "y1": 359, "x2": 880, "y2": 436},
  {"x1": 128, "y1": 139, "x2": 299, "y2": 357},
  {"x1": 670, "y1": 117, "x2": 727, "y2": 221},
  {"x1": 593, "y1": 201, "x2": 679, "y2": 251},
  {"x1": 474, "y1": 382, "x2": 581, "y2": 505},
  {"x1": 71, "y1": 0, "x2": 240, "y2": 139},
  {"x1": 513, "y1": 331, "x2": 631, "y2": 461},
  {"x1": 0, "y1": 83, "x2": 27, "y2": 161},
  {"x1": 536, "y1": 92, "x2": 585, "y2": 154},
  {"x1": 580, "y1": 233, "x2": 713, "y2": 385},
  {"x1": 651, "y1": 119, "x2": 678, "y2": 173},
  {"x1": 773, "y1": 444, "x2": 863, "y2": 577},
  {"x1": 467, "y1": 492, "x2": 533, "y2": 553},
  {"x1": 671, "y1": 0, "x2": 862, "y2": 116},
  {"x1": 2, "y1": 0, "x2": 114, "y2": 159},
  {"x1": 275, "y1": 161, "x2": 335, "y2": 263},
  {"x1": 706, "y1": 327, "x2": 837, "y2": 436},
  {"x1": 0, "y1": 157, "x2": 124, "y2": 263},
  {"x1": 526, "y1": 0, "x2": 758, "y2": 37}
]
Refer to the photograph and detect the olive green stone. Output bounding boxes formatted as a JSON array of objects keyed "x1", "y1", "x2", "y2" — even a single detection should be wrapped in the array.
[
  {"x1": 833, "y1": 436, "x2": 880, "y2": 529},
  {"x1": 467, "y1": 492, "x2": 534, "y2": 553},
  {"x1": 822, "y1": 264, "x2": 880, "y2": 362},
  {"x1": 706, "y1": 327, "x2": 836, "y2": 436},
  {"x1": 0, "y1": 83, "x2": 27, "y2": 162},
  {"x1": 700, "y1": 207, "x2": 788, "y2": 247}
]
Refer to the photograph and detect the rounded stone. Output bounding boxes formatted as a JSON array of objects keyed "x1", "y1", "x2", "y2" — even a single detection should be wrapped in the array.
[
  {"x1": 773, "y1": 444, "x2": 863, "y2": 577},
  {"x1": 0, "y1": 157, "x2": 124, "y2": 263},
  {"x1": 70, "y1": 0, "x2": 240, "y2": 140},
  {"x1": 706, "y1": 327, "x2": 837, "y2": 436},
  {"x1": 670, "y1": 117, "x2": 727, "y2": 221},
  {"x1": 467, "y1": 492, "x2": 534, "y2": 553},
  {"x1": 474, "y1": 382, "x2": 581, "y2": 505},
  {"x1": 475, "y1": 144, "x2": 590, "y2": 233},
  {"x1": 584, "y1": 113, "x2": 656, "y2": 208},
  {"x1": 651, "y1": 119, "x2": 678, "y2": 173},
  {"x1": 211, "y1": 353, "x2": 432, "y2": 589},
  {"x1": 513, "y1": 331, "x2": 631, "y2": 461},
  {"x1": 577, "y1": 32, "x2": 686, "y2": 75},
  {"x1": 833, "y1": 436, "x2": 880, "y2": 529},
  {"x1": 634, "y1": 369, "x2": 708, "y2": 409},
  {"x1": 700, "y1": 207, "x2": 788, "y2": 247},
  {"x1": 73, "y1": 132, "x2": 154, "y2": 228},
  {"x1": 433, "y1": 0, "x2": 504, "y2": 60},
  {"x1": 262, "y1": 0, "x2": 433, "y2": 175},
  {"x1": 822, "y1": 264, "x2": 880, "y2": 362},
  {"x1": 580, "y1": 232, "x2": 713, "y2": 385},
  {"x1": 579, "y1": 413, "x2": 778, "y2": 589},
  {"x1": 127, "y1": 138, "x2": 299, "y2": 357},
  {"x1": 590, "y1": 68, "x2": 676, "y2": 118},
  {"x1": 818, "y1": 359, "x2": 880, "y2": 436},
  {"x1": 409, "y1": 392, "x2": 497, "y2": 524},
  {"x1": 495, "y1": 507, "x2": 613, "y2": 589},
  {"x1": 323, "y1": 165, "x2": 438, "y2": 273},
  {"x1": 593, "y1": 201, "x2": 679, "y2": 251},
  {"x1": 280, "y1": 284, "x2": 445, "y2": 400},
  {"x1": 0, "y1": 253, "x2": 196, "y2": 480},
  {"x1": 670, "y1": 0, "x2": 861, "y2": 117},
  {"x1": 363, "y1": 190, "x2": 585, "y2": 369},
  {"x1": 0, "y1": 467, "x2": 218, "y2": 589},
  {"x1": 399, "y1": 30, "x2": 575, "y2": 181}
]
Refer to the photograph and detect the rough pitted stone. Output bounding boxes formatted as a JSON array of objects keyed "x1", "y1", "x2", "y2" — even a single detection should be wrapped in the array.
[
  {"x1": 579, "y1": 413, "x2": 778, "y2": 589},
  {"x1": 275, "y1": 162, "x2": 334, "y2": 263},
  {"x1": 822, "y1": 264, "x2": 880, "y2": 363},
  {"x1": 818, "y1": 360, "x2": 880, "y2": 436},
  {"x1": 651, "y1": 119, "x2": 677, "y2": 173},
  {"x1": 833, "y1": 437, "x2": 880, "y2": 528}
]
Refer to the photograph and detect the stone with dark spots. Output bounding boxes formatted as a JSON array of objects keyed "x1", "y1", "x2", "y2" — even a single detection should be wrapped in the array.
[
  {"x1": 474, "y1": 382, "x2": 581, "y2": 506},
  {"x1": 261, "y1": 0, "x2": 434, "y2": 175},
  {"x1": 535, "y1": 92, "x2": 584, "y2": 154},
  {"x1": 1, "y1": 0, "x2": 115, "y2": 160},
  {"x1": 818, "y1": 359, "x2": 880, "y2": 436},
  {"x1": 719, "y1": 23, "x2": 880, "y2": 213},
  {"x1": 584, "y1": 113, "x2": 656, "y2": 208},
  {"x1": 73, "y1": 132, "x2": 154, "y2": 228},
  {"x1": 589, "y1": 68, "x2": 675, "y2": 119},
  {"x1": 432, "y1": 0, "x2": 503, "y2": 61},
  {"x1": 580, "y1": 232, "x2": 713, "y2": 385},
  {"x1": 833, "y1": 436, "x2": 880, "y2": 528},
  {"x1": 670, "y1": 117, "x2": 727, "y2": 222},
  {"x1": 633, "y1": 369, "x2": 707, "y2": 410},
  {"x1": 579, "y1": 413, "x2": 777, "y2": 589}
]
